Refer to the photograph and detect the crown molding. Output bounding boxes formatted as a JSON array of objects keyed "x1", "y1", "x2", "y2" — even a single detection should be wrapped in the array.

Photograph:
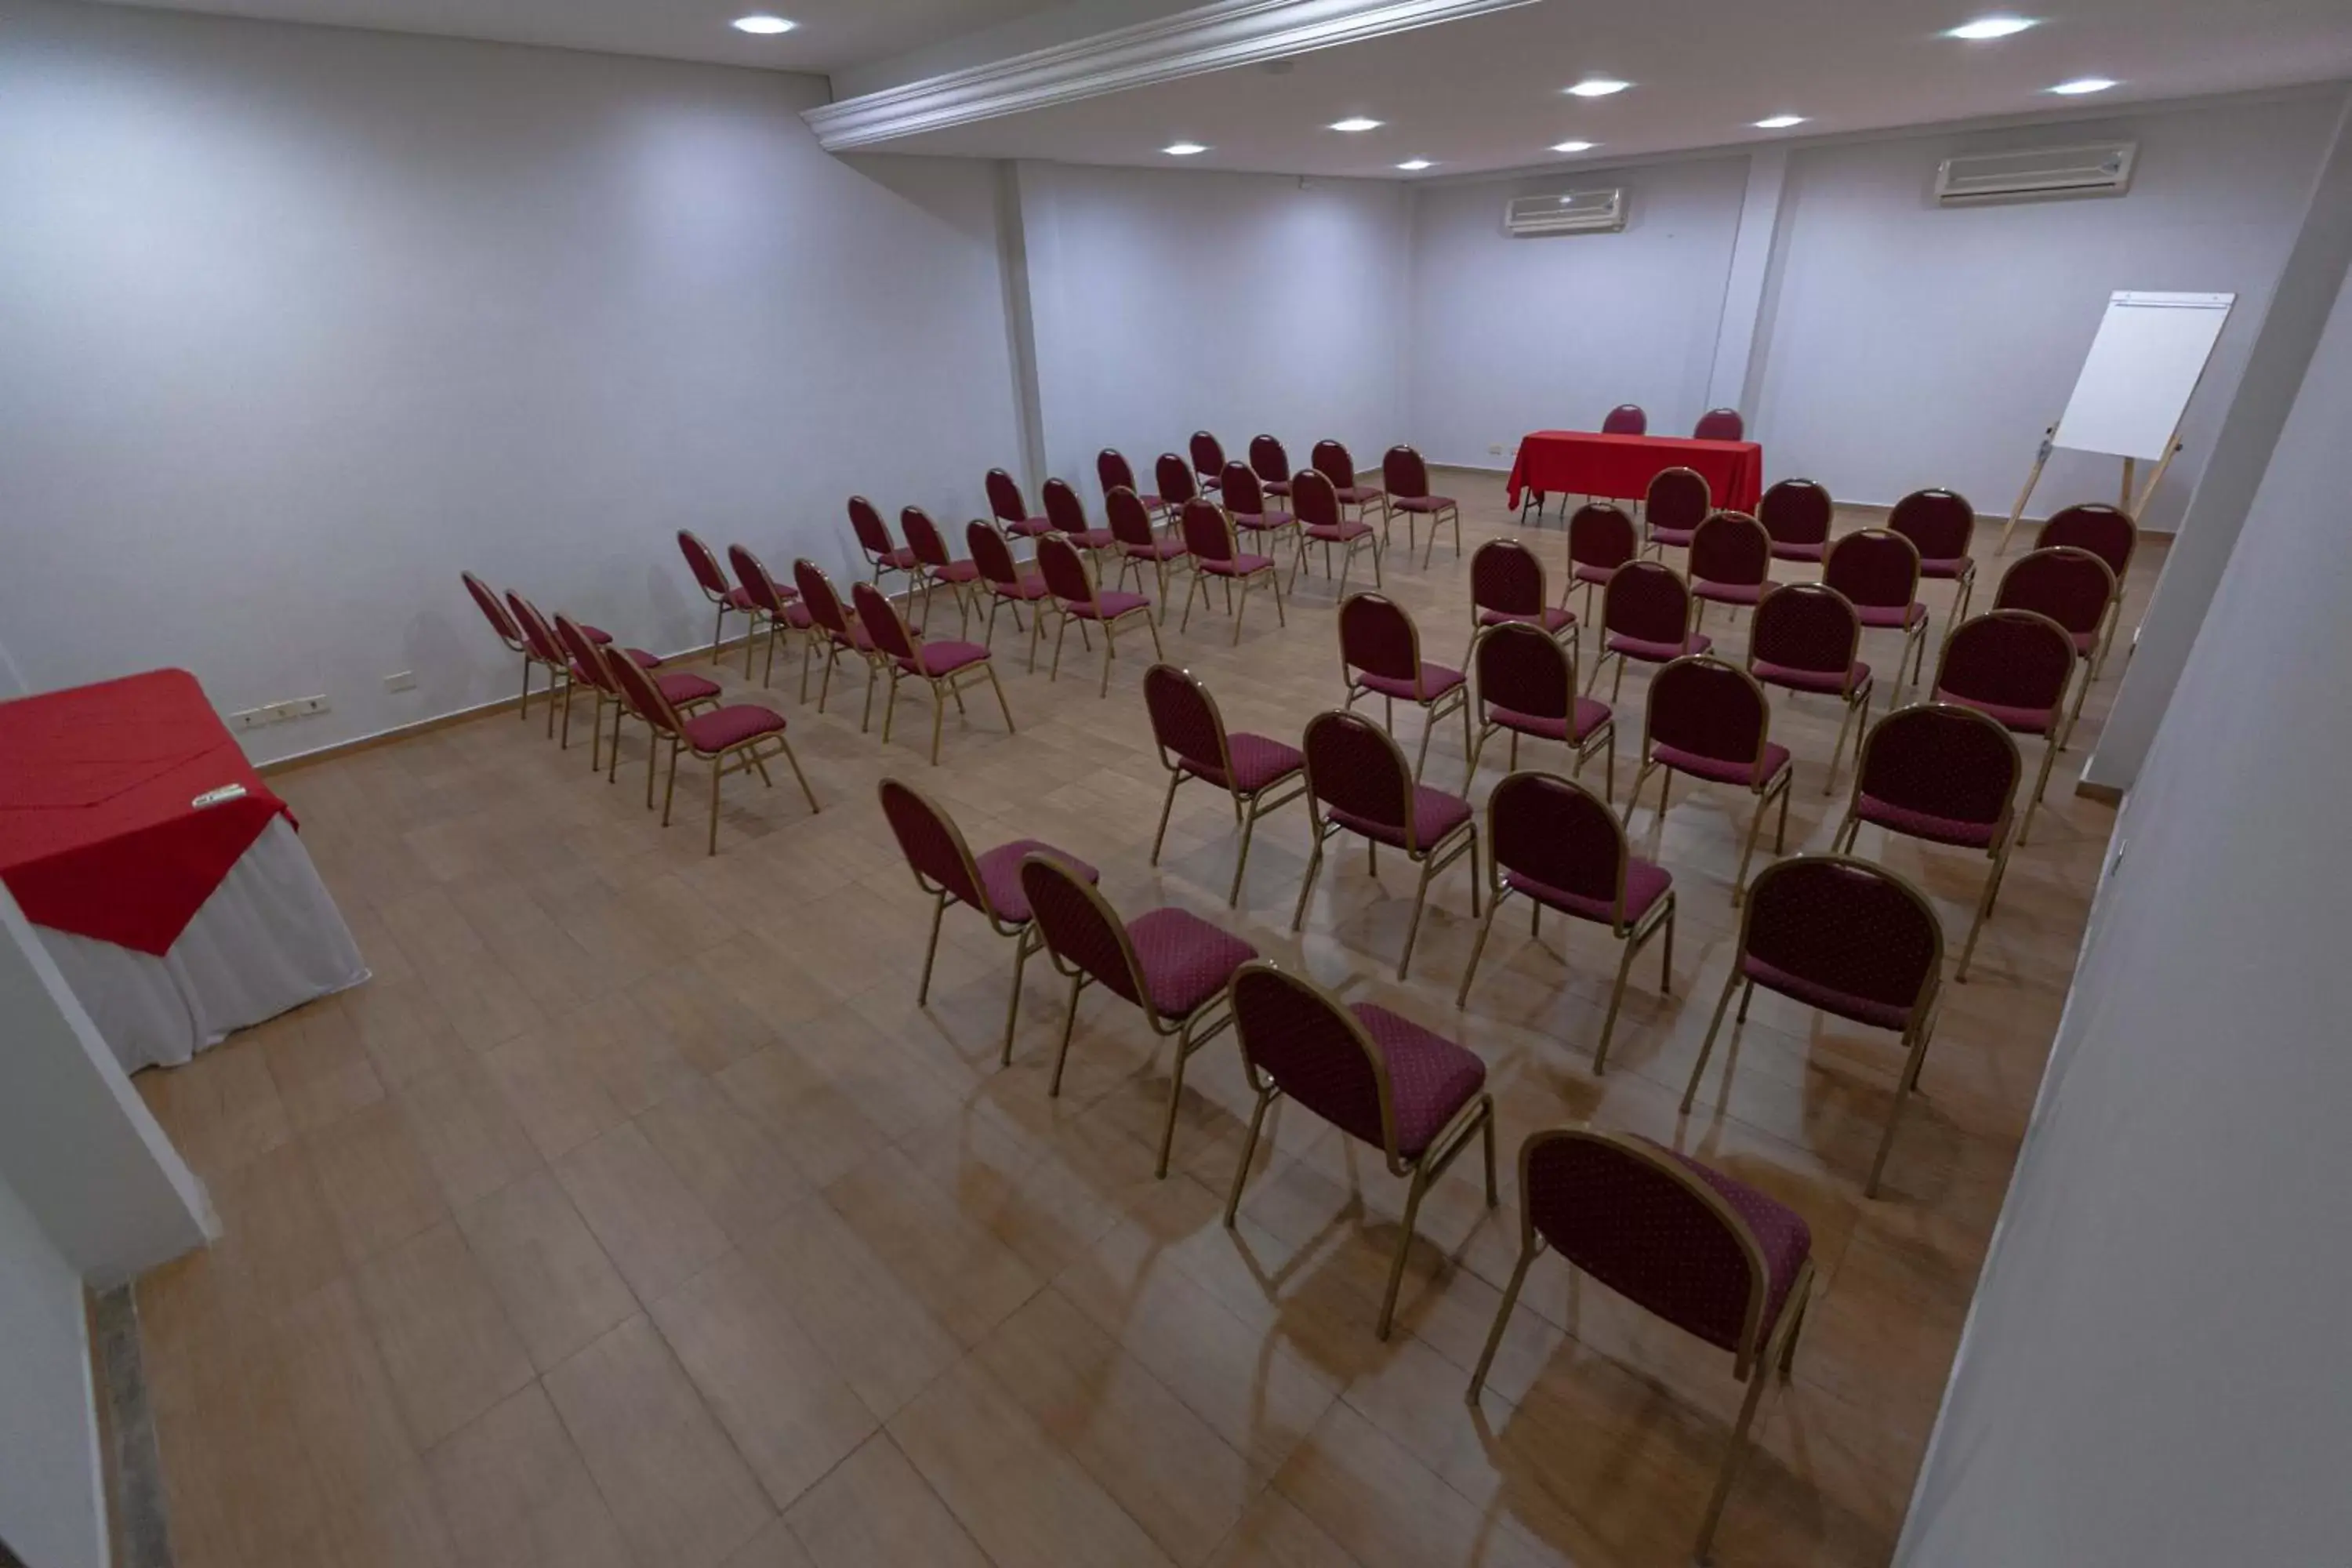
[{"x1": 804, "y1": 0, "x2": 1540, "y2": 151}]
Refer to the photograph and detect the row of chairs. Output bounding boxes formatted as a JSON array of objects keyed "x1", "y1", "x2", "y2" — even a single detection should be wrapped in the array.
[{"x1": 1602, "y1": 401, "x2": 1748, "y2": 441}]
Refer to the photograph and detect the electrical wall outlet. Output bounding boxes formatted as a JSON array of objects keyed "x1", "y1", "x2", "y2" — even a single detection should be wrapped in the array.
[
  {"x1": 383, "y1": 670, "x2": 417, "y2": 693},
  {"x1": 227, "y1": 708, "x2": 267, "y2": 731},
  {"x1": 295, "y1": 695, "x2": 330, "y2": 717},
  {"x1": 1488, "y1": 443, "x2": 1506, "y2": 456}
]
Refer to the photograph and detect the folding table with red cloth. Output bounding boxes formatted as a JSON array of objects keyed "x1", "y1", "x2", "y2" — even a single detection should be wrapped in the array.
[
  {"x1": 0, "y1": 669, "x2": 368, "y2": 1073},
  {"x1": 1506, "y1": 430, "x2": 1766, "y2": 517}
]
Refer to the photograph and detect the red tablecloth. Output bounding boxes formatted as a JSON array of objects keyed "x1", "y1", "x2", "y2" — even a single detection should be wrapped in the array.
[
  {"x1": 1506, "y1": 430, "x2": 1765, "y2": 514},
  {"x1": 0, "y1": 670, "x2": 292, "y2": 955}
]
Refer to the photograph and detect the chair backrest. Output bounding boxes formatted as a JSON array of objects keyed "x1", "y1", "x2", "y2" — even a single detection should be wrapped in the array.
[
  {"x1": 1600, "y1": 559, "x2": 1692, "y2": 644},
  {"x1": 1179, "y1": 498, "x2": 1236, "y2": 564},
  {"x1": 851, "y1": 580, "x2": 920, "y2": 664},
  {"x1": 678, "y1": 530, "x2": 733, "y2": 604},
  {"x1": 792, "y1": 558, "x2": 854, "y2": 640},
  {"x1": 2038, "y1": 503, "x2": 2136, "y2": 580},
  {"x1": 552, "y1": 613, "x2": 615, "y2": 694},
  {"x1": 462, "y1": 572, "x2": 526, "y2": 652},
  {"x1": 1105, "y1": 487, "x2": 1158, "y2": 549},
  {"x1": 1142, "y1": 663, "x2": 1230, "y2": 781},
  {"x1": 877, "y1": 778, "x2": 989, "y2": 914},
  {"x1": 1034, "y1": 532, "x2": 1098, "y2": 608},
  {"x1": 1229, "y1": 963, "x2": 1404, "y2": 1161},
  {"x1": 1019, "y1": 854, "x2": 1149, "y2": 1013},
  {"x1": 604, "y1": 640, "x2": 684, "y2": 735},
  {"x1": 1645, "y1": 466, "x2": 1711, "y2": 533},
  {"x1": 1749, "y1": 583, "x2": 1860, "y2": 678},
  {"x1": 1568, "y1": 503, "x2": 1639, "y2": 572},
  {"x1": 1302, "y1": 709, "x2": 1418, "y2": 848},
  {"x1": 503, "y1": 591, "x2": 565, "y2": 666},
  {"x1": 1250, "y1": 434, "x2": 1290, "y2": 487},
  {"x1": 1488, "y1": 771, "x2": 1624, "y2": 916},
  {"x1": 1852, "y1": 703, "x2": 2020, "y2": 833},
  {"x1": 1740, "y1": 855, "x2": 1942, "y2": 1026},
  {"x1": 728, "y1": 543, "x2": 791, "y2": 616},
  {"x1": 1756, "y1": 478, "x2": 1833, "y2": 552},
  {"x1": 1602, "y1": 404, "x2": 1648, "y2": 436},
  {"x1": 1338, "y1": 592, "x2": 1424, "y2": 688},
  {"x1": 1994, "y1": 546, "x2": 2114, "y2": 637},
  {"x1": 1311, "y1": 439, "x2": 1359, "y2": 489},
  {"x1": 1381, "y1": 445, "x2": 1432, "y2": 501},
  {"x1": 1190, "y1": 431, "x2": 1226, "y2": 479},
  {"x1": 1042, "y1": 477, "x2": 1087, "y2": 537},
  {"x1": 1822, "y1": 528, "x2": 1921, "y2": 612},
  {"x1": 1687, "y1": 511, "x2": 1769, "y2": 588},
  {"x1": 1097, "y1": 448, "x2": 1138, "y2": 499},
  {"x1": 1291, "y1": 468, "x2": 1340, "y2": 530},
  {"x1": 1156, "y1": 453, "x2": 1200, "y2": 509},
  {"x1": 1475, "y1": 622, "x2": 1574, "y2": 724},
  {"x1": 1219, "y1": 461, "x2": 1266, "y2": 517},
  {"x1": 985, "y1": 468, "x2": 1030, "y2": 526},
  {"x1": 1519, "y1": 1129, "x2": 1776, "y2": 1365},
  {"x1": 1470, "y1": 538, "x2": 1548, "y2": 619},
  {"x1": 1692, "y1": 408, "x2": 1745, "y2": 441},
  {"x1": 848, "y1": 495, "x2": 895, "y2": 560},
  {"x1": 1887, "y1": 488, "x2": 1975, "y2": 564},
  {"x1": 900, "y1": 507, "x2": 953, "y2": 571},
  {"x1": 1646, "y1": 656, "x2": 1771, "y2": 772},
  {"x1": 966, "y1": 520, "x2": 1022, "y2": 588},
  {"x1": 1933, "y1": 611, "x2": 2076, "y2": 717}
]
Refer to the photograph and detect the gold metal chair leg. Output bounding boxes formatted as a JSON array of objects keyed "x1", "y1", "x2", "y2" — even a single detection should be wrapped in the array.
[
  {"x1": 1222, "y1": 1086, "x2": 1276, "y2": 1226},
  {"x1": 1376, "y1": 1164, "x2": 1432, "y2": 1339},
  {"x1": 1466, "y1": 1240, "x2": 1537, "y2": 1402},
  {"x1": 1865, "y1": 1025, "x2": 1933, "y2": 1197},
  {"x1": 1231, "y1": 578, "x2": 1250, "y2": 646},
  {"x1": 1290, "y1": 839, "x2": 1324, "y2": 932},
  {"x1": 1047, "y1": 975, "x2": 1083, "y2": 1096},
  {"x1": 1149, "y1": 771, "x2": 1181, "y2": 865},
  {"x1": 930, "y1": 682, "x2": 946, "y2": 766},
  {"x1": 1682, "y1": 967, "x2": 1744, "y2": 1113},
  {"x1": 916, "y1": 894, "x2": 946, "y2": 1004},
  {"x1": 1000, "y1": 932, "x2": 1035, "y2": 1067},
  {"x1": 1454, "y1": 888, "x2": 1504, "y2": 1010},
  {"x1": 1593, "y1": 931, "x2": 1644, "y2": 1073},
  {"x1": 1693, "y1": 1345, "x2": 1775, "y2": 1563},
  {"x1": 1397, "y1": 855, "x2": 1437, "y2": 981},
  {"x1": 706, "y1": 753, "x2": 723, "y2": 855},
  {"x1": 1098, "y1": 621, "x2": 1118, "y2": 699},
  {"x1": 1956, "y1": 848, "x2": 2003, "y2": 983},
  {"x1": 1228, "y1": 802, "x2": 1259, "y2": 907}
]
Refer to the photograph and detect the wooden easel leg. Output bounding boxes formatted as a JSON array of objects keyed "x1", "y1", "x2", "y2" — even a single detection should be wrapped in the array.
[
  {"x1": 1997, "y1": 425, "x2": 2056, "y2": 556},
  {"x1": 2119, "y1": 456, "x2": 2136, "y2": 510}
]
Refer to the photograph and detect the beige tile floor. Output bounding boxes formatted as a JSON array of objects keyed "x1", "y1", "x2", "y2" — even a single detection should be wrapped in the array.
[{"x1": 131, "y1": 471, "x2": 2138, "y2": 1568}]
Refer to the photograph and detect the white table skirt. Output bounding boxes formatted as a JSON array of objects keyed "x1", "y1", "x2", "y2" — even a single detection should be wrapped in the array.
[{"x1": 36, "y1": 816, "x2": 369, "y2": 1075}]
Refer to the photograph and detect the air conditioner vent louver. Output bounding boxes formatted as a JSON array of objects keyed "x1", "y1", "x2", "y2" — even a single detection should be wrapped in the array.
[
  {"x1": 1504, "y1": 187, "x2": 1627, "y2": 235},
  {"x1": 1936, "y1": 141, "x2": 2136, "y2": 205}
]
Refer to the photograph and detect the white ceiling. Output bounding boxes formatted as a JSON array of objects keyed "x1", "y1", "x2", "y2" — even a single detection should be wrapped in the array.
[
  {"x1": 870, "y1": 0, "x2": 2352, "y2": 176},
  {"x1": 96, "y1": 0, "x2": 1077, "y2": 74}
]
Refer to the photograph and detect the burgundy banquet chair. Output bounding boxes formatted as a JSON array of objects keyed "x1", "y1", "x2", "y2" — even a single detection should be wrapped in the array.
[
  {"x1": 1468, "y1": 538, "x2": 1575, "y2": 670},
  {"x1": 1747, "y1": 582, "x2": 1874, "y2": 793},
  {"x1": 1625, "y1": 655, "x2": 1792, "y2": 902},
  {"x1": 1018, "y1": 852, "x2": 1258, "y2": 1177},
  {"x1": 793, "y1": 558, "x2": 884, "y2": 728},
  {"x1": 1994, "y1": 546, "x2": 2116, "y2": 746},
  {"x1": 1155, "y1": 452, "x2": 1203, "y2": 520},
  {"x1": 1601, "y1": 403, "x2": 1648, "y2": 435},
  {"x1": 1467, "y1": 621, "x2": 1613, "y2": 799},
  {"x1": 1225, "y1": 961, "x2": 1497, "y2": 1337},
  {"x1": 1686, "y1": 510, "x2": 1772, "y2": 629},
  {"x1": 1383, "y1": 444, "x2": 1462, "y2": 568},
  {"x1": 507, "y1": 590, "x2": 652, "y2": 743},
  {"x1": 1311, "y1": 438, "x2": 1390, "y2": 539},
  {"x1": 1190, "y1": 431, "x2": 1228, "y2": 494},
  {"x1": 728, "y1": 543, "x2": 814, "y2": 691},
  {"x1": 1887, "y1": 487, "x2": 1980, "y2": 623},
  {"x1": 1682, "y1": 854, "x2": 1944, "y2": 1199},
  {"x1": 1248, "y1": 434, "x2": 1294, "y2": 504},
  {"x1": 677, "y1": 529, "x2": 756, "y2": 664},
  {"x1": 604, "y1": 644, "x2": 817, "y2": 855},
  {"x1": 848, "y1": 495, "x2": 920, "y2": 594},
  {"x1": 1930, "y1": 609, "x2": 2075, "y2": 845},
  {"x1": 1042, "y1": 476, "x2": 1116, "y2": 554},
  {"x1": 1108, "y1": 485, "x2": 1191, "y2": 614},
  {"x1": 877, "y1": 778, "x2": 1098, "y2": 1062},
  {"x1": 1834, "y1": 702, "x2": 2021, "y2": 981},
  {"x1": 1456, "y1": 771, "x2": 1672, "y2": 1069},
  {"x1": 2037, "y1": 502, "x2": 2138, "y2": 670},
  {"x1": 1468, "y1": 1127, "x2": 1815, "y2": 1563},
  {"x1": 1178, "y1": 498, "x2": 1284, "y2": 644},
  {"x1": 1823, "y1": 527, "x2": 1929, "y2": 691},
  {"x1": 555, "y1": 612, "x2": 717, "y2": 791},
  {"x1": 1036, "y1": 532, "x2": 1163, "y2": 696},
  {"x1": 851, "y1": 580, "x2": 1014, "y2": 766},
  {"x1": 1291, "y1": 468, "x2": 1381, "y2": 597},
  {"x1": 1097, "y1": 448, "x2": 1167, "y2": 522},
  {"x1": 1340, "y1": 592, "x2": 1470, "y2": 782},
  {"x1": 1292, "y1": 708, "x2": 1481, "y2": 981},
  {"x1": 1219, "y1": 461, "x2": 1301, "y2": 583},
  {"x1": 462, "y1": 572, "x2": 543, "y2": 722},
  {"x1": 899, "y1": 506, "x2": 979, "y2": 638},
  {"x1": 966, "y1": 520, "x2": 1058, "y2": 670},
  {"x1": 1566, "y1": 502, "x2": 1639, "y2": 622},
  {"x1": 985, "y1": 467, "x2": 1053, "y2": 539},
  {"x1": 1588, "y1": 559, "x2": 1711, "y2": 702},
  {"x1": 1692, "y1": 407, "x2": 1746, "y2": 441},
  {"x1": 1642, "y1": 466, "x2": 1711, "y2": 558},
  {"x1": 1756, "y1": 477, "x2": 1834, "y2": 564},
  {"x1": 1143, "y1": 663, "x2": 1307, "y2": 906}
]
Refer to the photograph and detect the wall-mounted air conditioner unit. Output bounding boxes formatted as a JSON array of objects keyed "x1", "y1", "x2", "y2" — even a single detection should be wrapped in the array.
[
  {"x1": 1935, "y1": 142, "x2": 2136, "y2": 205},
  {"x1": 1504, "y1": 188, "x2": 1627, "y2": 236}
]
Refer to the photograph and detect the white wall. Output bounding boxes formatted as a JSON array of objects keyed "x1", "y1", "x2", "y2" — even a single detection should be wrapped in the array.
[
  {"x1": 1018, "y1": 159, "x2": 1411, "y2": 492},
  {"x1": 0, "y1": 1171, "x2": 103, "y2": 1568},
  {"x1": 0, "y1": 0, "x2": 1022, "y2": 760},
  {"x1": 1896, "y1": 249, "x2": 2352, "y2": 1566},
  {"x1": 1406, "y1": 155, "x2": 1752, "y2": 467}
]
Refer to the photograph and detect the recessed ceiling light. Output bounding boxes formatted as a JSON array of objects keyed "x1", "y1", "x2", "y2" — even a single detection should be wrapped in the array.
[
  {"x1": 1330, "y1": 117, "x2": 1384, "y2": 132},
  {"x1": 1754, "y1": 114, "x2": 1808, "y2": 129},
  {"x1": 730, "y1": 14, "x2": 794, "y2": 34},
  {"x1": 1162, "y1": 142, "x2": 1209, "y2": 156},
  {"x1": 1565, "y1": 78, "x2": 1631, "y2": 97},
  {"x1": 2049, "y1": 76, "x2": 2118, "y2": 94},
  {"x1": 1945, "y1": 14, "x2": 2037, "y2": 38},
  {"x1": 1550, "y1": 140, "x2": 1599, "y2": 154},
  {"x1": 1396, "y1": 158, "x2": 1434, "y2": 171}
]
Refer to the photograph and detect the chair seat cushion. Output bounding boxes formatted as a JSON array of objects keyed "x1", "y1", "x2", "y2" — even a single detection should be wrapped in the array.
[
  {"x1": 1128, "y1": 908, "x2": 1258, "y2": 1019},
  {"x1": 1917, "y1": 557, "x2": 1973, "y2": 581},
  {"x1": 1067, "y1": 589, "x2": 1150, "y2": 620},
  {"x1": 1392, "y1": 495, "x2": 1457, "y2": 514},
  {"x1": 1479, "y1": 606, "x2": 1577, "y2": 633},
  {"x1": 989, "y1": 575, "x2": 1054, "y2": 601},
  {"x1": 1330, "y1": 784, "x2": 1472, "y2": 851},
  {"x1": 655, "y1": 671, "x2": 721, "y2": 706},
  {"x1": 1305, "y1": 520, "x2": 1374, "y2": 543},
  {"x1": 726, "y1": 586, "x2": 757, "y2": 609},
  {"x1": 1346, "y1": 1004, "x2": 1487, "y2": 1158},
  {"x1": 682, "y1": 702, "x2": 786, "y2": 753},
  {"x1": 831, "y1": 623, "x2": 876, "y2": 652},
  {"x1": 783, "y1": 603, "x2": 815, "y2": 630},
  {"x1": 975, "y1": 840, "x2": 1098, "y2": 923},
  {"x1": 1742, "y1": 953, "x2": 1913, "y2": 1031},
  {"x1": 1855, "y1": 601, "x2": 1927, "y2": 630},
  {"x1": 1573, "y1": 563, "x2": 1619, "y2": 586},
  {"x1": 874, "y1": 547, "x2": 919, "y2": 570},
  {"x1": 1123, "y1": 539, "x2": 1188, "y2": 561},
  {"x1": 1488, "y1": 698, "x2": 1612, "y2": 745},
  {"x1": 1652, "y1": 740, "x2": 1791, "y2": 789},
  {"x1": 1006, "y1": 517, "x2": 1055, "y2": 537},
  {"x1": 1182, "y1": 731, "x2": 1305, "y2": 793},
  {"x1": 909, "y1": 641, "x2": 989, "y2": 677},
  {"x1": 1137, "y1": 493, "x2": 1167, "y2": 511},
  {"x1": 1233, "y1": 511, "x2": 1296, "y2": 532},
  {"x1": 1606, "y1": 631, "x2": 1712, "y2": 664},
  {"x1": 1857, "y1": 793, "x2": 2001, "y2": 849},
  {"x1": 1262, "y1": 478, "x2": 1292, "y2": 496},
  {"x1": 622, "y1": 647, "x2": 664, "y2": 670},
  {"x1": 1199, "y1": 554, "x2": 1274, "y2": 578},
  {"x1": 1752, "y1": 659, "x2": 1869, "y2": 696},
  {"x1": 1648, "y1": 527, "x2": 1697, "y2": 548},
  {"x1": 1504, "y1": 855, "x2": 1671, "y2": 927},
  {"x1": 1651, "y1": 1140, "x2": 1814, "y2": 1343},
  {"x1": 1935, "y1": 688, "x2": 2054, "y2": 735},
  {"x1": 1070, "y1": 529, "x2": 1118, "y2": 550},
  {"x1": 1334, "y1": 485, "x2": 1385, "y2": 505},
  {"x1": 1693, "y1": 579, "x2": 1766, "y2": 605},
  {"x1": 2069, "y1": 628, "x2": 2098, "y2": 656},
  {"x1": 1356, "y1": 663, "x2": 1465, "y2": 702},
  {"x1": 580, "y1": 624, "x2": 614, "y2": 644},
  {"x1": 931, "y1": 561, "x2": 980, "y2": 584},
  {"x1": 1767, "y1": 542, "x2": 1825, "y2": 563}
]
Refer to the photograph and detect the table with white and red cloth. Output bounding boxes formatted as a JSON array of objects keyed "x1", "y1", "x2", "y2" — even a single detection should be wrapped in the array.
[
  {"x1": 1506, "y1": 430, "x2": 1766, "y2": 514},
  {"x1": 0, "y1": 669, "x2": 367, "y2": 1073}
]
